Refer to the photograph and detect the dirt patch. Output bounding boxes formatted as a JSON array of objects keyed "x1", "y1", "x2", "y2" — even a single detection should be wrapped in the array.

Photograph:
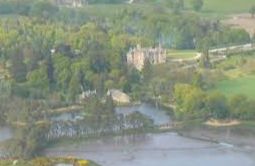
[
  {"x1": 223, "y1": 13, "x2": 255, "y2": 36},
  {"x1": 205, "y1": 119, "x2": 241, "y2": 127}
]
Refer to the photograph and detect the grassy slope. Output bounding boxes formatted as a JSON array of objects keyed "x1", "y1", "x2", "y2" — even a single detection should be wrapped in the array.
[
  {"x1": 67, "y1": 0, "x2": 255, "y2": 17},
  {"x1": 202, "y1": 0, "x2": 255, "y2": 14},
  {"x1": 167, "y1": 50, "x2": 197, "y2": 59},
  {"x1": 213, "y1": 53, "x2": 255, "y2": 99},
  {"x1": 182, "y1": 0, "x2": 255, "y2": 13},
  {"x1": 214, "y1": 75, "x2": 255, "y2": 99},
  {"x1": 81, "y1": 3, "x2": 157, "y2": 17}
]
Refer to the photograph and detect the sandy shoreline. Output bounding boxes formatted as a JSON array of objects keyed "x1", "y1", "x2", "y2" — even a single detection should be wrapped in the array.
[
  {"x1": 205, "y1": 119, "x2": 241, "y2": 127},
  {"x1": 178, "y1": 123, "x2": 255, "y2": 149}
]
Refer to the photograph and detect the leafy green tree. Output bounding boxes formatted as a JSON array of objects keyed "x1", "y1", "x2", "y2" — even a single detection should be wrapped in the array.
[
  {"x1": 124, "y1": 68, "x2": 141, "y2": 93},
  {"x1": 9, "y1": 48, "x2": 27, "y2": 82},
  {"x1": 168, "y1": 0, "x2": 185, "y2": 14},
  {"x1": 53, "y1": 54, "x2": 71, "y2": 90},
  {"x1": 68, "y1": 72, "x2": 81, "y2": 102},
  {"x1": 245, "y1": 101, "x2": 255, "y2": 120},
  {"x1": 126, "y1": 111, "x2": 153, "y2": 130},
  {"x1": 0, "y1": 80, "x2": 11, "y2": 98},
  {"x1": 6, "y1": 99, "x2": 49, "y2": 158},
  {"x1": 105, "y1": 95, "x2": 115, "y2": 113},
  {"x1": 192, "y1": 72, "x2": 205, "y2": 89},
  {"x1": 27, "y1": 66, "x2": 49, "y2": 89},
  {"x1": 249, "y1": 5, "x2": 255, "y2": 18},
  {"x1": 206, "y1": 92, "x2": 229, "y2": 119},
  {"x1": 30, "y1": 1, "x2": 59, "y2": 19},
  {"x1": 174, "y1": 84, "x2": 206, "y2": 119},
  {"x1": 8, "y1": 123, "x2": 49, "y2": 159},
  {"x1": 229, "y1": 94, "x2": 255, "y2": 120},
  {"x1": 142, "y1": 58, "x2": 152, "y2": 82},
  {"x1": 191, "y1": 0, "x2": 203, "y2": 11},
  {"x1": 197, "y1": 36, "x2": 212, "y2": 68},
  {"x1": 229, "y1": 94, "x2": 248, "y2": 119},
  {"x1": 46, "y1": 54, "x2": 55, "y2": 87}
]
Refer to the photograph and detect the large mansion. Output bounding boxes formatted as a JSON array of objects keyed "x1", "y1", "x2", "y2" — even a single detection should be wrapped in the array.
[{"x1": 126, "y1": 45, "x2": 167, "y2": 70}]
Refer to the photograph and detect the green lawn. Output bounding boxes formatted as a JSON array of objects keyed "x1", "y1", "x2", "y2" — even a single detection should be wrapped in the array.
[
  {"x1": 202, "y1": 0, "x2": 255, "y2": 14},
  {"x1": 167, "y1": 50, "x2": 197, "y2": 59},
  {"x1": 67, "y1": 0, "x2": 255, "y2": 19},
  {"x1": 215, "y1": 52, "x2": 255, "y2": 77},
  {"x1": 80, "y1": 3, "x2": 159, "y2": 18},
  {"x1": 182, "y1": 0, "x2": 255, "y2": 15},
  {"x1": 214, "y1": 75, "x2": 255, "y2": 99}
]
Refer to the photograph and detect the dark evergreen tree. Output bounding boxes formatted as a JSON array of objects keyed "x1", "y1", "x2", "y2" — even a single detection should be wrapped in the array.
[{"x1": 9, "y1": 47, "x2": 27, "y2": 82}]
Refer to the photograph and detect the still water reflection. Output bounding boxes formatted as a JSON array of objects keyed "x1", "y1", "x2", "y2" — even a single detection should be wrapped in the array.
[
  {"x1": 116, "y1": 103, "x2": 171, "y2": 125},
  {"x1": 0, "y1": 127, "x2": 12, "y2": 142},
  {"x1": 45, "y1": 132, "x2": 255, "y2": 166}
]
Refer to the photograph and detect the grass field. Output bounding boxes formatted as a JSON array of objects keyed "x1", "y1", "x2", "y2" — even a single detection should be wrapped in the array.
[
  {"x1": 214, "y1": 75, "x2": 255, "y2": 99},
  {"x1": 167, "y1": 50, "x2": 197, "y2": 59},
  {"x1": 80, "y1": 3, "x2": 158, "y2": 18},
  {"x1": 179, "y1": 0, "x2": 255, "y2": 15},
  {"x1": 213, "y1": 52, "x2": 255, "y2": 99},
  {"x1": 202, "y1": 0, "x2": 255, "y2": 14},
  {"x1": 70, "y1": 0, "x2": 255, "y2": 19}
]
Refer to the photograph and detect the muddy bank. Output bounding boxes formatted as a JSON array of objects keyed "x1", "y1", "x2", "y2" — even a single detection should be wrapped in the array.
[
  {"x1": 177, "y1": 122, "x2": 255, "y2": 150},
  {"x1": 0, "y1": 127, "x2": 12, "y2": 142},
  {"x1": 205, "y1": 119, "x2": 240, "y2": 127},
  {"x1": 45, "y1": 132, "x2": 255, "y2": 166}
]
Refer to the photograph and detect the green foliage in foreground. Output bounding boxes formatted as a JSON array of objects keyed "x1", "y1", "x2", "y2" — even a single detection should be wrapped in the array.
[
  {"x1": 174, "y1": 84, "x2": 255, "y2": 120},
  {"x1": 0, "y1": 158, "x2": 100, "y2": 166}
]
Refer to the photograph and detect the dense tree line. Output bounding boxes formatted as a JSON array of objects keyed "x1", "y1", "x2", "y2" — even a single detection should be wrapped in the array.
[
  {"x1": 1, "y1": 96, "x2": 152, "y2": 158},
  {"x1": 173, "y1": 84, "x2": 255, "y2": 120}
]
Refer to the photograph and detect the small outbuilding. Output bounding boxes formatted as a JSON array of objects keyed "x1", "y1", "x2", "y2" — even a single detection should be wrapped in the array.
[{"x1": 107, "y1": 89, "x2": 130, "y2": 104}]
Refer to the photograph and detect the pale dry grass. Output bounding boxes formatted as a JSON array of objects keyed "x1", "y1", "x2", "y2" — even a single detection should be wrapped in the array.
[{"x1": 205, "y1": 119, "x2": 241, "y2": 127}]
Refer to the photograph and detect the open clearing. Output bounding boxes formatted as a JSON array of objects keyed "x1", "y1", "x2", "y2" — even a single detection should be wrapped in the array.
[
  {"x1": 214, "y1": 75, "x2": 255, "y2": 99},
  {"x1": 202, "y1": 0, "x2": 255, "y2": 14},
  {"x1": 167, "y1": 50, "x2": 197, "y2": 59},
  {"x1": 213, "y1": 52, "x2": 255, "y2": 99},
  {"x1": 72, "y1": 0, "x2": 255, "y2": 18}
]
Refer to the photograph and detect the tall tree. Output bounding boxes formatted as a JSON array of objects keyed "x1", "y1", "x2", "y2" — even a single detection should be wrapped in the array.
[
  {"x1": 168, "y1": 0, "x2": 185, "y2": 14},
  {"x1": 206, "y1": 92, "x2": 229, "y2": 119},
  {"x1": 9, "y1": 47, "x2": 27, "y2": 82},
  {"x1": 250, "y1": 5, "x2": 255, "y2": 18},
  {"x1": 68, "y1": 72, "x2": 81, "y2": 102},
  {"x1": 191, "y1": 0, "x2": 203, "y2": 11},
  {"x1": 197, "y1": 37, "x2": 212, "y2": 68},
  {"x1": 142, "y1": 58, "x2": 152, "y2": 82},
  {"x1": 30, "y1": 1, "x2": 59, "y2": 19}
]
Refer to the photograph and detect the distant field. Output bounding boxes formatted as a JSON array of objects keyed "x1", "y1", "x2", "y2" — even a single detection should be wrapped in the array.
[
  {"x1": 181, "y1": 0, "x2": 255, "y2": 15},
  {"x1": 203, "y1": 0, "x2": 255, "y2": 14},
  {"x1": 213, "y1": 52, "x2": 255, "y2": 99},
  {"x1": 72, "y1": 0, "x2": 255, "y2": 18},
  {"x1": 82, "y1": 3, "x2": 156, "y2": 17},
  {"x1": 167, "y1": 50, "x2": 197, "y2": 59},
  {"x1": 214, "y1": 75, "x2": 255, "y2": 99}
]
